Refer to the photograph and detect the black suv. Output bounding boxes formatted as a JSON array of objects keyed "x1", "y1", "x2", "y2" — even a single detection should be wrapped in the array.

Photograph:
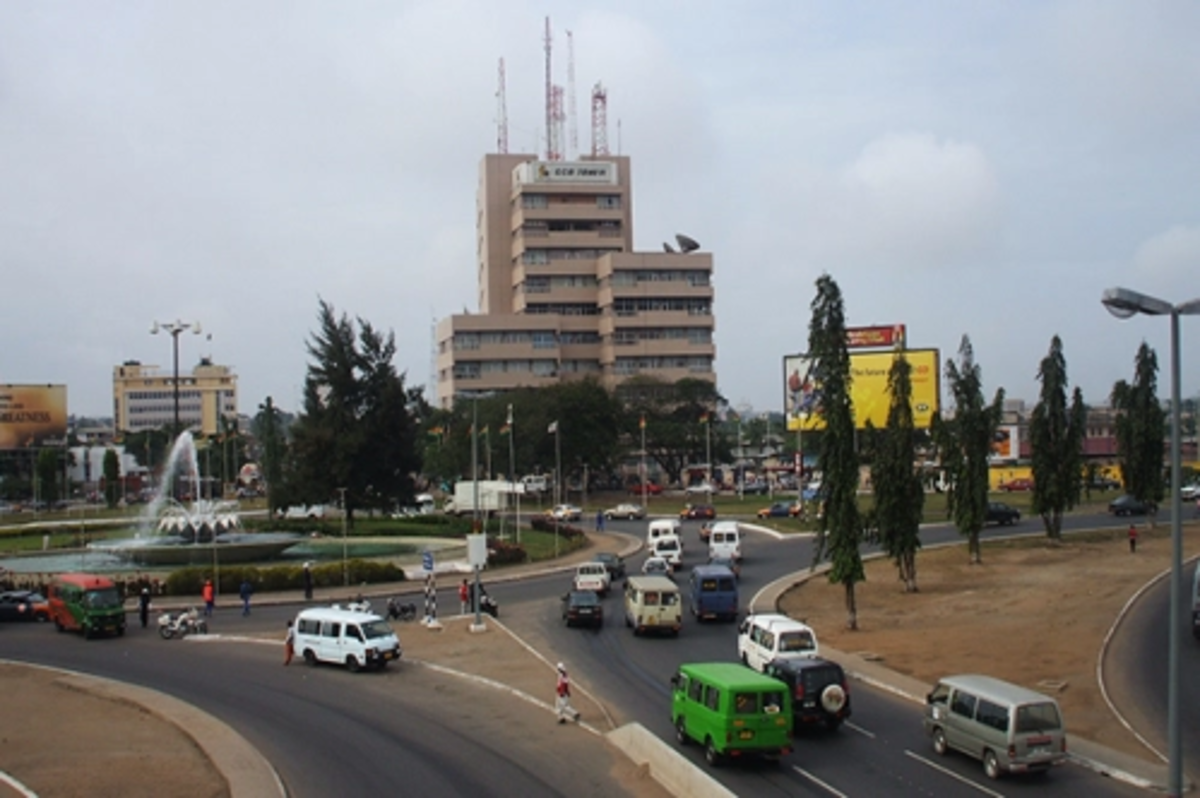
[
  {"x1": 763, "y1": 657, "x2": 851, "y2": 731},
  {"x1": 985, "y1": 502, "x2": 1021, "y2": 526}
]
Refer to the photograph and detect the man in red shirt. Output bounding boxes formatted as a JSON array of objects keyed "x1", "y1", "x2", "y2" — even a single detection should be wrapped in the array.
[{"x1": 555, "y1": 663, "x2": 580, "y2": 724}]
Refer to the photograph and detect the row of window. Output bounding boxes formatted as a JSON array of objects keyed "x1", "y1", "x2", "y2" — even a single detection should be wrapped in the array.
[
  {"x1": 613, "y1": 298, "x2": 712, "y2": 316},
  {"x1": 522, "y1": 275, "x2": 600, "y2": 294},
  {"x1": 521, "y1": 248, "x2": 622, "y2": 265},
  {"x1": 613, "y1": 357, "x2": 712, "y2": 375},
  {"x1": 453, "y1": 328, "x2": 709, "y2": 350},
  {"x1": 613, "y1": 328, "x2": 712, "y2": 345},
  {"x1": 123, "y1": 389, "x2": 204, "y2": 401},
  {"x1": 525, "y1": 303, "x2": 601, "y2": 316},
  {"x1": 520, "y1": 194, "x2": 622, "y2": 210},
  {"x1": 451, "y1": 359, "x2": 603, "y2": 379},
  {"x1": 609, "y1": 271, "x2": 710, "y2": 287}
]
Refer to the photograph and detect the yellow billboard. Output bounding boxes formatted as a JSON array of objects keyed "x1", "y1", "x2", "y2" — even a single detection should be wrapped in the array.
[
  {"x1": 0, "y1": 384, "x2": 68, "y2": 449},
  {"x1": 784, "y1": 350, "x2": 939, "y2": 431}
]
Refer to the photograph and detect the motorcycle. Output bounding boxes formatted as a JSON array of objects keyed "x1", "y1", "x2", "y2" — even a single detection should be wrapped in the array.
[
  {"x1": 158, "y1": 608, "x2": 208, "y2": 640},
  {"x1": 386, "y1": 597, "x2": 418, "y2": 622},
  {"x1": 478, "y1": 588, "x2": 499, "y2": 619}
]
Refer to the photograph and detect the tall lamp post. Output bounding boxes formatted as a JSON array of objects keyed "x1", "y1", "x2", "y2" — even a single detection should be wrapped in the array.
[
  {"x1": 1102, "y1": 286, "x2": 1200, "y2": 798},
  {"x1": 151, "y1": 320, "x2": 202, "y2": 436}
]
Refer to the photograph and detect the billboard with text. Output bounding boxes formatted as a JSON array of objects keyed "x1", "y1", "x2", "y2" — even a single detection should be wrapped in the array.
[
  {"x1": 784, "y1": 349, "x2": 939, "y2": 431},
  {"x1": 0, "y1": 384, "x2": 68, "y2": 449}
]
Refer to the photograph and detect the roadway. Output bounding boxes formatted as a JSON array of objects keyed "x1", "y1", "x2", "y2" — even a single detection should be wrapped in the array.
[{"x1": 0, "y1": 509, "x2": 1175, "y2": 796}]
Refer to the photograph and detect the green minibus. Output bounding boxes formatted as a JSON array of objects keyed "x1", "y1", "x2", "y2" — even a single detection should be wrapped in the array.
[{"x1": 670, "y1": 662, "x2": 792, "y2": 766}]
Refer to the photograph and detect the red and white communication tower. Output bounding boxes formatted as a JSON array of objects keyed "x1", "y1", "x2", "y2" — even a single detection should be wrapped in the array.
[
  {"x1": 543, "y1": 17, "x2": 559, "y2": 161},
  {"x1": 496, "y1": 58, "x2": 508, "y2": 154},
  {"x1": 567, "y1": 30, "x2": 578, "y2": 159},
  {"x1": 549, "y1": 85, "x2": 565, "y2": 163},
  {"x1": 590, "y1": 82, "x2": 609, "y2": 157}
]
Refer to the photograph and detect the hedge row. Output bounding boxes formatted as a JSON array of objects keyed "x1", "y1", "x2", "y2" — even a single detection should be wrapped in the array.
[{"x1": 161, "y1": 560, "x2": 405, "y2": 597}]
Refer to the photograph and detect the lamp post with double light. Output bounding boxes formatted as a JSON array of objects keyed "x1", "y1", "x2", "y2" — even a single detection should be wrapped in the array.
[
  {"x1": 151, "y1": 319, "x2": 202, "y2": 436},
  {"x1": 1101, "y1": 286, "x2": 1200, "y2": 798}
]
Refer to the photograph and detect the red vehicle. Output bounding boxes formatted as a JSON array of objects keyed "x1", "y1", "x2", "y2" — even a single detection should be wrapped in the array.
[
  {"x1": 628, "y1": 483, "x2": 663, "y2": 496},
  {"x1": 998, "y1": 478, "x2": 1034, "y2": 492},
  {"x1": 680, "y1": 503, "x2": 716, "y2": 520}
]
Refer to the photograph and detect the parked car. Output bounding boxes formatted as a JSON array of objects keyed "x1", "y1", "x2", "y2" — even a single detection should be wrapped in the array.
[
  {"x1": 985, "y1": 502, "x2": 1021, "y2": 526},
  {"x1": 757, "y1": 502, "x2": 797, "y2": 519},
  {"x1": 547, "y1": 504, "x2": 583, "y2": 522},
  {"x1": 680, "y1": 503, "x2": 716, "y2": 520},
  {"x1": 998, "y1": 478, "x2": 1034, "y2": 492},
  {"x1": 561, "y1": 590, "x2": 604, "y2": 628},
  {"x1": 628, "y1": 483, "x2": 663, "y2": 496},
  {"x1": 1180, "y1": 483, "x2": 1200, "y2": 501},
  {"x1": 764, "y1": 657, "x2": 852, "y2": 731},
  {"x1": 604, "y1": 503, "x2": 646, "y2": 521},
  {"x1": 684, "y1": 482, "x2": 718, "y2": 496},
  {"x1": 593, "y1": 552, "x2": 626, "y2": 581},
  {"x1": 1109, "y1": 494, "x2": 1152, "y2": 517},
  {"x1": 737, "y1": 480, "x2": 770, "y2": 495},
  {"x1": 0, "y1": 590, "x2": 51, "y2": 622}
]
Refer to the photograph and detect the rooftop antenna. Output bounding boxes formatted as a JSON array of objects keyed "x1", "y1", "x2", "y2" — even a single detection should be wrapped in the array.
[
  {"x1": 550, "y1": 85, "x2": 565, "y2": 163},
  {"x1": 567, "y1": 30, "x2": 578, "y2": 159},
  {"x1": 617, "y1": 118, "x2": 622, "y2": 155},
  {"x1": 590, "y1": 82, "x2": 609, "y2": 156},
  {"x1": 543, "y1": 17, "x2": 558, "y2": 160},
  {"x1": 495, "y1": 58, "x2": 508, "y2": 154}
]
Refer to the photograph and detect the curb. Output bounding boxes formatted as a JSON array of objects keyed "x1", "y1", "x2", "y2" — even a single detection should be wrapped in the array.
[
  {"x1": 0, "y1": 659, "x2": 285, "y2": 798},
  {"x1": 751, "y1": 536, "x2": 1175, "y2": 793}
]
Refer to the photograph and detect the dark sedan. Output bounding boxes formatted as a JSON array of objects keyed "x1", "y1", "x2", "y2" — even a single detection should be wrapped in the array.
[
  {"x1": 680, "y1": 503, "x2": 716, "y2": 520},
  {"x1": 0, "y1": 590, "x2": 51, "y2": 622},
  {"x1": 593, "y1": 552, "x2": 626, "y2": 581},
  {"x1": 985, "y1": 502, "x2": 1020, "y2": 526},
  {"x1": 1109, "y1": 494, "x2": 1152, "y2": 517},
  {"x1": 561, "y1": 590, "x2": 603, "y2": 628}
]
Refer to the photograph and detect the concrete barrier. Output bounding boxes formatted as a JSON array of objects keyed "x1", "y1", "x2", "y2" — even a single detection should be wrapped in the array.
[{"x1": 606, "y1": 723, "x2": 736, "y2": 798}]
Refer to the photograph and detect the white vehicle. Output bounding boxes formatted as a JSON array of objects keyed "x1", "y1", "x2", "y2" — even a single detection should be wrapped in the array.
[
  {"x1": 548, "y1": 504, "x2": 583, "y2": 522},
  {"x1": 647, "y1": 518, "x2": 683, "y2": 550},
  {"x1": 293, "y1": 606, "x2": 402, "y2": 672},
  {"x1": 737, "y1": 613, "x2": 819, "y2": 672},
  {"x1": 624, "y1": 575, "x2": 682, "y2": 636},
  {"x1": 1181, "y1": 483, "x2": 1200, "y2": 501},
  {"x1": 284, "y1": 504, "x2": 330, "y2": 520},
  {"x1": 708, "y1": 521, "x2": 742, "y2": 562},
  {"x1": 684, "y1": 481, "x2": 717, "y2": 496},
  {"x1": 573, "y1": 562, "x2": 611, "y2": 596},
  {"x1": 449, "y1": 480, "x2": 519, "y2": 517},
  {"x1": 650, "y1": 535, "x2": 683, "y2": 570},
  {"x1": 642, "y1": 556, "x2": 674, "y2": 578},
  {"x1": 521, "y1": 474, "x2": 549, "y2": 495},
  {"x1": 605, "y1": 503, "x2": 646, "y2": 520}
]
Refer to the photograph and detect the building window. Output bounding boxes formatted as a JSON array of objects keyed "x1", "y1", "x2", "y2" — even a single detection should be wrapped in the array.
[
  {"x1": 522, "y1": 194, "x2": 548, "y2": 209},
  {"x1": 596, "y1": 195, "x2": 622, "y2": 209}
]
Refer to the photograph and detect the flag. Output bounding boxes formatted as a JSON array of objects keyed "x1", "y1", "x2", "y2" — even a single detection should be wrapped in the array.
[
  {"x1": 427, "y1": 426, "x2": 444, "y2": 438},
  {"x1": 506, "y1": 404, "x2": 513, "y2": 425},
  {"x1": 639, "y1": 415, "x2": 646, "y2": 430},
  {"x1": 700, "y1": 412, "x2": 709, "y2": 424},
  {"x1": 548, "y1": 420, "x2": 558, "y2": 434},
  {"x1": 481, "y1": 425, "x2": 490, "y2": 438},
  {"x1": 499, "y1": 422, "x2": 511, "y2": 435}
]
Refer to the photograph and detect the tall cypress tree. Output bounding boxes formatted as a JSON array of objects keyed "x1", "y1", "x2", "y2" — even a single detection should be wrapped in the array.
[
  {"x1": 939, "y1": 336, "x2": 1004, "y2": 564},
  {"x1": 873, "y1": 353, "x2": 925, "y2": 592},
  {"x1": 1030, "y1": 335, "x2": 1086, "y2": 541},
  {"x1": 1111, "y1": 342, "x2": 1166, "y2": 514},
  {"x1": 808, "y1": 275, "x2": 864, "y2": 629}
]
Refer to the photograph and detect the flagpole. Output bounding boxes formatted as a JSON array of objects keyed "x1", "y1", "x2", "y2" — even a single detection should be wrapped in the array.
[
  {"x1": 508, "y1": 404, "x2": 517, "y2": 544},
  {"x1": 640, "y1": 416, "x2": 647, "y2": 511},
  {"x1": 705, "y1": 413, "x2": 712, "y2": 488},
  {"x1": 554, "y1": 421, "x2": 561, "y2": 559}
]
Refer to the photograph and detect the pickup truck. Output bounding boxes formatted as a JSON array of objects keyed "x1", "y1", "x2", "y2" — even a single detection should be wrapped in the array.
[{"x1": 572, "y1": 562, "x2": 611, "y2": 597}]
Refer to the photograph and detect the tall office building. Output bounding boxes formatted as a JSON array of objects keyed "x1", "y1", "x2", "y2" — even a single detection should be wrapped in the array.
[
  {"x1": 112, "y1": 358, "x2": 238, "y2": 436},
  {"x1": 434, "y1": 154, "x2": 715, "y2": 407}
]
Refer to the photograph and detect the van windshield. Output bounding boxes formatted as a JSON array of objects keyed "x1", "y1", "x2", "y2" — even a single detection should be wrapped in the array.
[
  {"x1": 361, "y1": 620, "x2": 395, "y2": 640},
  {"x1": 778, "y1": 630, "x2": 815, "y2": 652},
  {"x1": 84, "y1": 588, "x2": 122, "y2": 610},
  {"x1": 1015, "y1": 702, "x2": 1062, "y2": 733}
]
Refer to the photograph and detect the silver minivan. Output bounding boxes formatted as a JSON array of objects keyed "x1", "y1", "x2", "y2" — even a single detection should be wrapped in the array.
[{"x1": 924, "y1": 674, "x2": 1066, "y2": 779}]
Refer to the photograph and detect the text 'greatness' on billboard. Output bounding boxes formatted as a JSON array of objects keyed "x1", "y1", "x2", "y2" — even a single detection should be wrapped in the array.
[
  {"x1": 0, "y1": 384, "x2": 68, "y2": 449},
  {"x1": 783, "y1": 350, "x2": 939, "y2": 432}
]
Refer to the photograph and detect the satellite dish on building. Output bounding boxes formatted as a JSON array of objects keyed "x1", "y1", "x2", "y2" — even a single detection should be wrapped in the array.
[
  {"x1": 662, "y1": 242, "x2": 677, "y2": 253},
  {"x1": 676, "y1": 234, "x2": 700, "y2": 253}
]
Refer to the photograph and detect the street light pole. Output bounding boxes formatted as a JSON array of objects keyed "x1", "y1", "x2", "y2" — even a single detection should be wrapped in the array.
[
  {"x1": 151, "y1": 320, "x2": 202, "y2": 436},
  {"x1": 338, "y1": 487, "x2": 348, "y2": 587},
  {"x1": 1102, "y1": 286, "x2": 1200, "y2": 798}
]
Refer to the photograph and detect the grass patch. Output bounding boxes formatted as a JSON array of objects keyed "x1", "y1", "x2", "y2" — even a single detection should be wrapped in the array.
[{"x1": 517, "y1": 528, "x2": 589, "y2": 563}]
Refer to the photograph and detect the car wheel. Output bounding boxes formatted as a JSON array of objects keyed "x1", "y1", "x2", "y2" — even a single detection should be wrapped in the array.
[
  {"x1": 819, "y1": 684, "x2": 847, "y2": 714},
  {"x1": 704, "y1": 738, "x2": 722, "y2": 767},
  {"x1": 303, "y1": 649, "x2": 318, "y2": 667},
  {"x1": 931, "y1": 727, "x2": 948, "y2": 755},
  {"x1": 675, "y1": 719, "x2": 689, "y2": 746},
  {"x1": 824, "y1": 716, "x2": 843, "y2": 731},
  {"x1": 983, "y1": 749, "x2": 1001, "y2": 780},
  {"x1": 54, "y1": 619, "x2": 64, "y2": 633},
  {"x1": 346, "y1": 655, "x2": 361, "y2": 673}
]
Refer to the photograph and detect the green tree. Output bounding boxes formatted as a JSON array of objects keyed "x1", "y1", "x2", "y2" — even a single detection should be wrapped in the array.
[
  {"x1": 1111, "y1": 342, "x2": 1166, "y2": 513},
  {"x1": 871, "y1": 354, "x2": 925, "y2": 592},
  {"x1": 938, "y1": 336, "x2": 1004, "y2": 564},
  {"x1": 253, "y1": 396, "x2": 287, "y2": 515},
  {"x1": 1029, "y1": 335, "x2": 1086, "y2": 541},
  {"x1": 103, "y1": 448, "x2": 121, "y2": 509},
  {"x1": 618, "y1": 377, "x2": 727, "y2": 485},
  {"x1": 286, "y1": 300, "x2": 421, "y2": 522},
  {"x1": 35, "y1": 448, "x2": 62, "y2": 504},
  {"x1": 807, "y1": 275, "x2": 864, "y2": 630}
]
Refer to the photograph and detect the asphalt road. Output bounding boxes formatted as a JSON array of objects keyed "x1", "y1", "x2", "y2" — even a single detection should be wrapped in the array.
[
  {"x1": 0, "y1": 508, "x2": 1166, "y2": 797},
  {"x1": 493, "y1": 511, "x2": 1152, "y2": 797},
  {"x1": 1103, "y1": 555, "x2": 1200, "y2": 786}
]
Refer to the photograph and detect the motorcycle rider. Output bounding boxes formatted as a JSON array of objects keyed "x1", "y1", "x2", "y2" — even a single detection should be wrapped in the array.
[{"x1": 138, "y1": 588, "x2": 151, "y2": 629}]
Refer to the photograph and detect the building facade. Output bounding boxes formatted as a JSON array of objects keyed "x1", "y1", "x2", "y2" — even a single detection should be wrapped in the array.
[
  {"x1": 435, "y1": 154, "x2": 715, "y2": 407},
  {"x1": 112, "y1": 359, "x2": 237, "y2": 436}
]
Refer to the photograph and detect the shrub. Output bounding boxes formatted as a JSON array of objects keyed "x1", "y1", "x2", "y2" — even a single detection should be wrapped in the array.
[
  {"x1": 527, "y1": 515, "x2": 586, "y2": 540},
  {"x1": 487, "y1": 536, "x2": 528, "y2": 566},
  {"x1": 162, "y1": 560, "x2": 404, "y2": 596}
]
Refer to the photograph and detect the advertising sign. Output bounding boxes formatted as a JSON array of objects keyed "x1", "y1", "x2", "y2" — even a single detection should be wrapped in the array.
[
  {"x1": 0, "y1": 384, "x2": 68, "y2": 449},
  {"x1": 514, "y1": 160, "x2": 617, "y2": 185},
  {"x1": 784, "y1": 350, "x2": 939, "y2": 431},
  {"x1": 846, "y1": 324, "x2": 906, "y2": 350},
  {"x1": 989, "y1": 425, "x2": 1020, "y2": 462}
]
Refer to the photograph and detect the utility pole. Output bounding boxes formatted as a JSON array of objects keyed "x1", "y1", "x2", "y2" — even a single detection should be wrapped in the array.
[{"x1": 151, "y1": 319, "x2": 202, "y2": 437}]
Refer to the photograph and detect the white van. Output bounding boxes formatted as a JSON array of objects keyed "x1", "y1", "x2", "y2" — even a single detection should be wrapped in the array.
[
  {"x1": 293, "y1": 606, "x2": 402, "y2": 672},
  {"x1": 650, "y1": 535, "x2": 684, "y2": 570},
  {"x1": 647, "y1": 518, "x2": 683, "y2": 550},
  {"x1": 707, "y1": 521, "x2": 741, "y2": 562},
  {"x1": 737, "y1": 613, "x2": 819, "y2": 672},
  {"x1": 624, "y1": 575, "x2": 682, "y2": 636}
]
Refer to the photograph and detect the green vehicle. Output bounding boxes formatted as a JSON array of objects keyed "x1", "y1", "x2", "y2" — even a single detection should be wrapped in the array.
[
  {"x1": 48, "y1": 573, "x2": 126, "y2": 639},
  {"x1": 670, "y1": 662, "x2": 792, "y2": 766}
]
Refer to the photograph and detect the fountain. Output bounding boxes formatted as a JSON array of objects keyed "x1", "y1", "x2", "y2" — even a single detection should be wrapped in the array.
[{"x1": 88, "y1": 431, "x2": 301, "y2": 566}]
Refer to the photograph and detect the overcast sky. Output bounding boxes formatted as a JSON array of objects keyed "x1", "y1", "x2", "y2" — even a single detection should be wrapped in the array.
[{"x1": 3, "y1": 1, "x2": 1199, "y2": 420}]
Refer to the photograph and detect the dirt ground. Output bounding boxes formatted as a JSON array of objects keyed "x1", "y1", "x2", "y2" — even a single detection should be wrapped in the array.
[{"x1": 780, "y1": 520, "x2": 1200, "y2": 761}]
